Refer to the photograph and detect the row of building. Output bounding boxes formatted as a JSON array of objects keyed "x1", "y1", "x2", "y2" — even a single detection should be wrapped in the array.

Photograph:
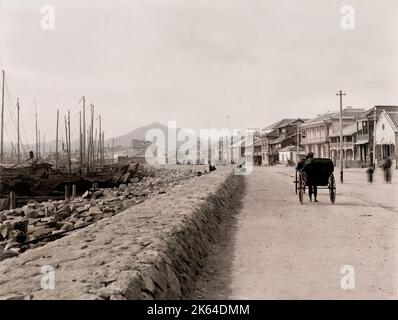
[{"x1": 250, "y1": 105, "x2": 398, "y2": 168}]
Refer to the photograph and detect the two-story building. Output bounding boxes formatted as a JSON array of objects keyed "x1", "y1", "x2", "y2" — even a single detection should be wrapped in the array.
[
  {"x1": 261, "y1": 118, "x2": 306, "y2": 165},
  {"x1": 301, "y1": 108, "x2": 365, "y2": 164},
  {"x1": 353, "y1": 105, "x2": 398, "y2": 167}
]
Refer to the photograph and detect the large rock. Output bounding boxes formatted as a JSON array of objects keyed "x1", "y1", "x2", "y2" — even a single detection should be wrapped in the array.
[
  {"x1": 76, "y1": 204, "x2": 91, "y2": 214},
  {"x1": 60, "y1": 222, "x2": 74, "y2": 232},
  {"x1": 56, "y1": 205, "x2": 71, "y2": 219},
  {"x1": 91, "y1": 190, "x2": 104, "y2": 200},
  {"x1": 24, "y1": 209, "x2": 44, "y2": 219},
  {"x1": 120, "y1": 172, "x2": 131, "y2": 184},
  {"x1": 82, "y1": 191, "x2": 91, "y2": 199},
  {"x1": 10, "y1": 218, "x2": 28, "y2": 234},
  {"x1": 4, "y1": 208, "x2": 24, "y2": 217},
  {"x1": 28, "y1": 227, "x2": 54, "y2": 240},
  {"x1": 8, "y1": 230, "x2": 26, "y2": 243}
]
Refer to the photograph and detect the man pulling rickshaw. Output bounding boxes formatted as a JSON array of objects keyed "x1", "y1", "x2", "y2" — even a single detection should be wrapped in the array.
[{"x1": 294, "y1": 152, "x2": 336, "y2": 204}]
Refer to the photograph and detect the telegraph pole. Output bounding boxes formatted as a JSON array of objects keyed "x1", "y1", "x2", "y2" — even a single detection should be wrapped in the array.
[
  {"x1": 296, "y1": 122, "x2": 300, "y2": 163},
  {"x1": 336, "y1": 90, "x2": 346, "y2": 183}
]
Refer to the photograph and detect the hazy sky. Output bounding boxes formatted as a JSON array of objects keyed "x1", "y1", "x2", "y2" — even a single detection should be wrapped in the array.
[{"x1": 1, "y1": 0, "x2": 397, "y2": 144}]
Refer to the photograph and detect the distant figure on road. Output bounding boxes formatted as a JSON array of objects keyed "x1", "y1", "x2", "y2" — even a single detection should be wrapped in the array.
[
  {"x1": 304, "y1": 152, "x2": 318, "y2": 202},
  {"x1": 381, "y1": 157, "x2": 392, "y2": 184},
  {"x1": 366, "y1": 164, "x2": 374, "y2": 184},
  {"x1": 208, "y1": 161, "x2": 216, "y2": 172}
]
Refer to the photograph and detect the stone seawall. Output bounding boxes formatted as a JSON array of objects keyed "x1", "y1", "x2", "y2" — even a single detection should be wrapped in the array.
[{"x1": 0, "y1": 168, "x2": 243, "y2": 299}]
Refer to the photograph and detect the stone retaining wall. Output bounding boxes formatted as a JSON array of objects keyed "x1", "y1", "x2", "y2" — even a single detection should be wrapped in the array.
[{"x1": 0, "y1": 168, "x2": 242, "y2": 299}]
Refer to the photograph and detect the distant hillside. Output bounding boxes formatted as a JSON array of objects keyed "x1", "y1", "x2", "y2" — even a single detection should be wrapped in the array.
[{"x1": 104, "y1": 122, "x2": 172, "y2": 148}]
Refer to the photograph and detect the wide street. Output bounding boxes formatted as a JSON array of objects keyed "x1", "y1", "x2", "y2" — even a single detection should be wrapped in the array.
[{"x1": 193, "y1": 165, "x2": 398, "y2": 299}]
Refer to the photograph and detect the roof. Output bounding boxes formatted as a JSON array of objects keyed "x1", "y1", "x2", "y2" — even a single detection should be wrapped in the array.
[
  {"x1": 329, "y1": 123, "x2": 358, "y2": 137},
  {"x1": 383, "y1": 111, "x2": 398, "y2": 132},
  {"x1": 302, "y1": 112, "x2": 335, "y2": 126},
  {"x1": 269, "y1": 133, "x2": 296, "y2": 145},
  {"x1": 253, "y1": 139, "x2": 262, "y2": 147},
  {"x1": 330, "y1": 108, "x2": 366, "y2": 119},
  {"x1": 264, "y1": 118, "x2": 299, "y2": 131},
  {"x1": 302, "y1": 108, "x2": 366, "y2": 127},
  {"x1": 279, "y1": 145, "x2": 304, "y2": 152}
]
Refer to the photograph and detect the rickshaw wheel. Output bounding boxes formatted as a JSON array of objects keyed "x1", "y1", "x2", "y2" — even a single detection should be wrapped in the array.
[
  {"x1": 298, "y1": 172, "x2": 304, "y2": 204},
  {"x1": 329, "y1": 173, "x2": 336, "y2": 204},
  {"x1": 295, "y1": 171, "x2": 298, "y2": 194}
]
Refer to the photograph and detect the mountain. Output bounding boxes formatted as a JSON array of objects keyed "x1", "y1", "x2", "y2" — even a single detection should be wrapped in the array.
[{"x1": 104, "y1": 122, "x2": 170, "y2": 148}]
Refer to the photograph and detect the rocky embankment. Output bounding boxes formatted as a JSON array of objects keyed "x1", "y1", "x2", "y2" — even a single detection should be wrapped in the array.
[
  {"x1": 0, "y1": 164, "x2": 203, "y2": 261},
  {"x1": 0, "y1": 167, "x2": 241, "y2": 300}
]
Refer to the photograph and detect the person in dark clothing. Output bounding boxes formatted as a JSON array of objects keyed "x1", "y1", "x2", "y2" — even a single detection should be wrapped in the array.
[
  {"x1": 305, "y1": 152, "x2": 318, "y2": 202},
  {"x1": 366, "y1": 164, "x2": 374, "y2": 184},
  {"x1": 383, "y1": 157, "x2": 392, "y2": 184}
]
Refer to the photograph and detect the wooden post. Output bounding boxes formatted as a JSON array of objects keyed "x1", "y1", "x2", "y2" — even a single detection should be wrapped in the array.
[
  {"x1": 72, "y1": 184, "x2": 76, "y2": 198},
  {"x1": 9, "y1": 191, "x2": 16, "y2": 209},
  {"x1": 65, "y1": 185, "x2": 69, "y2": 200}
]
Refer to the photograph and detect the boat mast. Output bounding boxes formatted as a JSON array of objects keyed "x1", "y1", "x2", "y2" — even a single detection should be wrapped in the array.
[
  {"x1": 79, "y1": 110, "x2": 82, "y2": 168},
  {"x1": 35, "y1": 99, "x2": 38, "y2": 159},
  {"x1": 56, "y1": 109, "x2": 59, "y2": 171},
  {"x1": 1, "y1": 70, "x2": 5, "y2": 162},
  {"x1": 68, "y1": 110, "x2": 71, "y2": 174},
  {"x1": 16, "y1": 98, "x2": 20, "y2": 164}
]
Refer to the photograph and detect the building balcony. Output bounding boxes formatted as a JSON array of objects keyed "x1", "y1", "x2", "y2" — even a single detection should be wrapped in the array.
[
  {"x1": 330, "y1": 142, "x2": 353, "y2": 150},
  {"x1": 301, "y1": 137, "x2": 328, "y2": 145},
  {"x1": 356, "y1": 133, "x2": 369, "y2": 144}
]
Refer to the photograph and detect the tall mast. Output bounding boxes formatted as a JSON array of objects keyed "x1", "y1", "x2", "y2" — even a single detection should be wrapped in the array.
[
  {"x1": 35, "y1": 99, "x2": 38, "y2": 158},
  {"x1": 82, "y1": 96, "x2": 86, "y2": 166},
  {"x1": 112, "y1": 139, "x2": 114, "y2": 164},
  {"x1": 56, "y1": 109, "x2": 59, "y2": 171},
  {"x1": 68, "y1": 110, "x2": 71, "y2": 174},
  {"x1": 16, "y1": 98, "x2": 20, "y2": 164},
  {"x1": 1, "y1": 70, "x2": 5, "y2": 162},
  {"x1": 38, "y1": 129, "x2": 41, "y2": 159},
  {"x1": 102, "y1": 131, "x2": 105, "y2": 165},
  {"x1": 98, "y1": 115, "x2": 101, "y2": 165},
  {"x1": 79, "y1": 110, "x2": 82, "y2": 168},
  {"x1": 43, "y1": 134, "x2": 46, "y2": 159},
  {"x1": 90, "y1": 104, "x2": 94, "y2": 167}
]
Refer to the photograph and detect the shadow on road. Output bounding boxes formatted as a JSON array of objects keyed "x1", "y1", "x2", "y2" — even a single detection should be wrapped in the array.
[{"x1": 187, "y1": 175, "x2": 246, "y2": 300}]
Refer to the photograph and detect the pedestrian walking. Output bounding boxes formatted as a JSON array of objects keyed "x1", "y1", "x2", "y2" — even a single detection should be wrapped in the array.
[
  {"x1": 366, "y1": 164, "x2": 374, "y2": 184},
  {"x1": 383, "y1": 157, "x2": 392, "y2": 184}
]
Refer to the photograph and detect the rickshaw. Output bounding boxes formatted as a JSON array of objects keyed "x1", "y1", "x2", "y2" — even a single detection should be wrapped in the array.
[{"x1": 295, "y1": 158, "x2": 336, "y2": 204}]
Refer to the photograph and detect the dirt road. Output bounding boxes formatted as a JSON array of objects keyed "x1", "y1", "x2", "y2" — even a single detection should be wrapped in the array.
[{"x1": 192, "y1": 166, "x2": 398, "y2": 299}]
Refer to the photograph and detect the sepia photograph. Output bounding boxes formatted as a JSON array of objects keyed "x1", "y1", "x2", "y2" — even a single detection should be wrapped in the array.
[{"x1": 0, "y1": 0, "x2": 397, "y2": 314}]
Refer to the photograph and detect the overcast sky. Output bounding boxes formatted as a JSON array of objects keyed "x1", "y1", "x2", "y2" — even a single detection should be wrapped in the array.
[{"x1": 0, "y1": 0, "x2": 397, "y2": 144}]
